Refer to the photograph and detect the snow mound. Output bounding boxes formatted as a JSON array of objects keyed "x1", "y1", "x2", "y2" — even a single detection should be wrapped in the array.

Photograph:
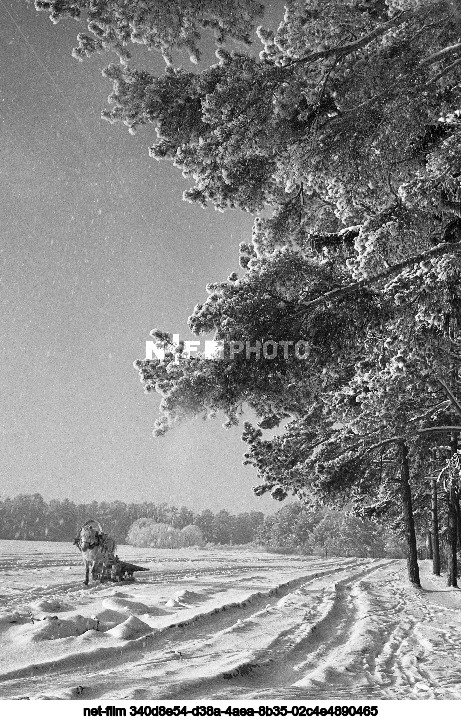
[
  {"x1": 174, "y1": 589, "x2": 205, "y2": 604},
  {"x1": 75, "y1": 629, "x2": 101, "y2": 643},
  {"x1": 95, "y1": 608, "x2": 130, "y2": 630},
  {"x1": 106, "y1": 615, "x2": 153, "y2": 640},
  {"x1": 102, "y1": 597, "x2": 151, "y2": 615},
  {"x1": 16, "y1": 614, "x2": 99, "y2": 642},
  {"x1": 30, "y1": 598, "x2": 70, "y2": 613},
  {"x1": 164, "y1": 598, "x2": 184, "y2": 608}
]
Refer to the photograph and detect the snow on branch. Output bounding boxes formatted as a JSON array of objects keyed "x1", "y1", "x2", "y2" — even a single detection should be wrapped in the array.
[
  {"x1": 420, "y1": 41, "x2": 461, "y2": 66},
  {"x1": 436, "y1": 378, "x2": 461, "y2": 417},
  {"x1": 300, "y1": 241, "x2": 461, "y2": 311},
  {"x1": 362, "y1": 436, "x2": 405, "y2": 454},
  {"x1": 408, "y1": 401, "x2": 450, "y2": 423},
  {"x1": 418, "y1": 426, "x2": 461, "y2": 434},
  {"x1": 286, "y1": 11, "x2": 409, "y2": 67}
]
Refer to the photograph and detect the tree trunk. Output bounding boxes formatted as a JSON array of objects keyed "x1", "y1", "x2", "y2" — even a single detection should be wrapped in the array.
[
  {"x1": 426, "y1": 530, "x2": 433, "y2": 559},
  {"x1": 400, "y1": 441, "x2": 421, "y2": 586},
  {"x1": 432, "y1": 475, "x2": 441, "y2": 576},
  {"x1": 447, "y1": 432, "x2": 459, "y2": 587},
  {"x1": 447, "y1": 486, "x2": 458, "y2": 587},
  {"x1": 456, "y1": 492, "x2": 461, "y2": 551}
]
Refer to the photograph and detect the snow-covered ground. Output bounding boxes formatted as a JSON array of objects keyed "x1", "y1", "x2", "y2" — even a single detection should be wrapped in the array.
[{"x1": 0, "y1": 541, "x2": 460, "y2": 700}]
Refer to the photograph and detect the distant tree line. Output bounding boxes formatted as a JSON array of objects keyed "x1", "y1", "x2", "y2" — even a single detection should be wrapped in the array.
[
  {"x1": 0, "y1": 493, "x2": 404, "y2": 557},
  {"x1": 0, "y1": 494, "x2": 264, "y2": 545},
  {"x1": 255, "y1": 503, "x2": 406, "y2": 558}
]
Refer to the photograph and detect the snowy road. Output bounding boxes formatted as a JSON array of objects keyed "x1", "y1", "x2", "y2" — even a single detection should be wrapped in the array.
[{"x1": 0, "y1": 542, "x2": 460, "y2": 700}]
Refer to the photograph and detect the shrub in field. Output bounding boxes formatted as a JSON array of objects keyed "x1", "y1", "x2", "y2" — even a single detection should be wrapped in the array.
[
  {"x1": 127, "y1": 519, "x2": 181, "y2": 548},
  {"x1": 180, "y1": 524, "x2": 204, "y2": 547},
  {"x1": 127, "y1": 518, "x2": 204, "y2": 548}
]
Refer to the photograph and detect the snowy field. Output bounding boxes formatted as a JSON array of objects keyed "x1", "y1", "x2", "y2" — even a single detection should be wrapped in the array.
[{"x1": 0, "y1": 542, "x2": 461, "y2": 700}]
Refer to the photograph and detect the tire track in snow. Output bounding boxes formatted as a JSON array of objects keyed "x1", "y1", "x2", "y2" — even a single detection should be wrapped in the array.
[
  {"x1": 260, "y1": 561, "x2": 398, "y2": 689},
  {"x1": 285, "y1": 566, "x2": 437, "y2": 699},
  {"x1": 161, "y1": 560, "x2": 395, "y2": 700},
  {"x1": 0, "y1": 558, "x2": 365, "y2": 698}
]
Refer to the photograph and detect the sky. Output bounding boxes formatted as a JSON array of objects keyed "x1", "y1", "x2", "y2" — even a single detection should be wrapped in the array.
[{"x1": 0, "y1": 0, "x2": 289, "y2": 514}]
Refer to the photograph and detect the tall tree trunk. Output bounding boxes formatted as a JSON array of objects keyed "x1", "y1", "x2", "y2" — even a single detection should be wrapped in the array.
[
  {"x1": 432, "y1": 474, "x2": 441, "y2": 576},
  {"x1": 400, "y1": 441, "x2": 421, "y2": 586},
  {"x1": 447, "y1": 486, "x2": 458, "y2": 586},
  {"x1": 456, "y1": 493, "x2": 461, "y2": 551},
  {"x1": 426, "y1": 530, "x2": 433, "y2": 559},
  {"x1": 447, "y1": 432, "x2": 459, "y2": 587}
]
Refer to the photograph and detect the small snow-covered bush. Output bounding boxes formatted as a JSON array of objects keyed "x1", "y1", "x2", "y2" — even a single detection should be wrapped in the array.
[
  {"x1": 179, "y1": 524, "x2": 204, "y2": 547},
  {"x1": 126, "y1": 518, "x2": 203, "y2": 548},
  {"x1": 126, "y1": 519, "x2": 180, "y2": 548}
]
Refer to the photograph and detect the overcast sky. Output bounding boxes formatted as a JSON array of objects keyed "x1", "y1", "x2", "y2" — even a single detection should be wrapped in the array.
[{"x1": 0, "y1": 0, "x2": 288, "y2": 513}]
